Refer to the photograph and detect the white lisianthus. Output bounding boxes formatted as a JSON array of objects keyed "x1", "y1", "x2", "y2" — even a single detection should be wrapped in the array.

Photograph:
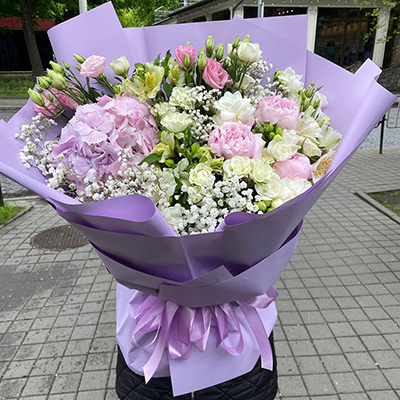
[
  {"x1": 313, "y1": 91, "x2": 328, "y2": 109},
  {"x1": 237, "y1": 42, "x2": 262, "y2": 64},
  {"x1": 109, "y1": 56, "x2": 130, "y2": 78},
  {"x1": 255, "y1": 174, "x2": 292, "y2": 201},
  {"x1": 282, "y1": 129, "x2": 300, "y2": 146},
  {"x1": 284, "y1": 177, "x2": 312, "y2": 200},
  {"x1": 153, "y1": 102, "x2": 173, "y2": 117},
  {"x1": 189, "y1": 164, "x2": 215, "y2": 186},
  {"x1": 213, "y1": 91, "x2": 255, "y2": 126},
  {"x1": 312, "y1": 149, "x2": 335, "y2": 183},
  {"x1": 278, "y1": 67, "x2": 304, "y2": 97},
  {"x1": 267, "y1": 136, "x2": 299, "y2": 161},
  {"x1": 320, "y1": 126, "x2": 341, "y2": 149},
  {"x1": 250, "y1": 158, "x2": 274, "y2": 184},
  {"x1": 160, "y1": 170, "x2": 177, "y2": 197},
  {"x1": 223, "y1": 156, "x2": 252, "y2": 179},
  {"x1": 297, "y1": 117, "x2": 322, "y2": 141},
  {"x1": 302, "y1": 138, "x2": 322, "y2": 158},
  {"x1": 162, "y1": 204, "x2": 184, "y2": 229},
  {"x1": 169, "y1": 86, "x2": 195, "y2": 109},
  {"x1": 161, "y1": 112, "x2": 192, "y2": 133},
  {"x1": 235, "y1": 74, "x2": 255, "y2": 91}
]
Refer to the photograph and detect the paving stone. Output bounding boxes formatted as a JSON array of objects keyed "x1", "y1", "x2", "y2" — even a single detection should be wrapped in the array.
[
  {"x1": 79, "y1": 370, "x2": 109, "y2": 391},
  {"x1": 303, "y1": 374, "x2": 336, "y2": 396},
  {"x1": 356, "y1": 369, "x2": 391, "y2": 391},
  {"x1": 330, "y1": 372, "x2": 363, "y2": 394},
  {"x1": 22, "y1": 375, "x2": 54, "y2": 396},
  {"x1": 3, "y1": 359, "x2": 34, "y2": 379},
  {"x1": 278, "y1": 375, "x2": 308, "y2": 397},
  {"x1": 51, "y1": 373, "x2": 81, "y2": 394}
]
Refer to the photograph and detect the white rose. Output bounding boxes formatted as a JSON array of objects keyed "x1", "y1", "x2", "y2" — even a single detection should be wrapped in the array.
[
  {"x1": 162, "y1": 204, "x2": 184, "y2": 229},
  {"x1": 237, "y1": 42, "x2": 262, "y2": 64},
  {"x1": 302, "y1": 138, "x2": 322, "y2": 158},
  {"x1": 213, "y1": 91, "x2": 255, "y2": 126},
  {"x1": 189, "y1": 163, "x2": 215, "y2": 186},
  {"x1": 320, "y1": 126, "x2": 341, "y2": 149},
  {"x1": 161, "y1": 112, "x2": 192, "y2": 133},
  {"x1": 267, "y1": 139, "x2": 298, "y2": 161},
  {"x1": 109, "y1": 55, "x2": 130, "y2": 78},
  {"x1": 169, "y1": 86, "x2": 195, "y2": 109},
  {"x1": 255, "y1": 174, "x2": 292, "y2": 201},
  {"x1": 223, "y1": 156, "x2": 252, "y2": 179},
  {"x1": 250, "y1": 158, "x2": 273, "y2": 184}
]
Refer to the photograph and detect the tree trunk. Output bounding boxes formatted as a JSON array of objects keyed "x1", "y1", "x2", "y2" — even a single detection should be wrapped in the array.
[
  {"x1": 20, "y1": 0, "x2": 44, "y2": 79},
  {"x1": 0, "y1": 184, "x2": 4, "y2": 207}
]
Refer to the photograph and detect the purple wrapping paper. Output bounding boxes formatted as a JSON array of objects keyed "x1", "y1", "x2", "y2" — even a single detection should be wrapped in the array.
[{"x1": 0, "y1": 2, "x2": 396, "y2": 395}]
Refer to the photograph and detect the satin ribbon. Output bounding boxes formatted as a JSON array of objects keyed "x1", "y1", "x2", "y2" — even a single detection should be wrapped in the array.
[{"x1": 130, "y1": 287, "x2": 278, "y2": 383}]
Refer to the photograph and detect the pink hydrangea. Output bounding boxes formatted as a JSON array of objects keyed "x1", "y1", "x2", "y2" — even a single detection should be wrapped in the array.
[
  {"x1": 208, "y1": 121, "x2": 265, "y2": 159},
  {"x1": 175, "y1": 44, "x2": 197, "y2": 69},
  {"x1": 52, "y1": 95, "x2": 159, "y2": 195},
  {"x1": 255, "y1": 95, "x2": 300, "y2": 130},
  {"x1": 203, "y1": 58, "x2": 228, "y2": 89},
  {"x1": 33, "y1": 89, "x2": 78, "y2": 116},
  {"x1": 274, "y1": 153, "x2": 312, "y2": 180}
]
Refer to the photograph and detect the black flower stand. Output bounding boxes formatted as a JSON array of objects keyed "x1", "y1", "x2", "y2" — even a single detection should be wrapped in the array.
[{"x1": 116, "y1": 332, "x2": 278, "y2": 400}]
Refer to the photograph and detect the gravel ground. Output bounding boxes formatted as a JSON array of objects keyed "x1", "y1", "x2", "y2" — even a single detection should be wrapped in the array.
[{"x1": 1, "y1": 106, "x2": 400, "y2": 197}]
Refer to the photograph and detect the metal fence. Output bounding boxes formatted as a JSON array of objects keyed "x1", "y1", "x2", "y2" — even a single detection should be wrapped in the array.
[{"x1": 377, "y1": 95, "x2": 400, "y2": 154}]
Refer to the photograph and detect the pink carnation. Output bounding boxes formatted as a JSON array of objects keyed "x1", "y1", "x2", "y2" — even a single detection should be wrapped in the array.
[
  {"x1": 255, "y1": 95, "x2": 300, "y2": 130},
  {"x1": 175, "y1": 44, "x2": 197, "y2": 69},
  {"x1": 80, "y1": 55, "x2": 106, "y2": 78},
  {"x1": 52, "y1": 95, "x2": 159, "y2": 195},
  {"x1": 274, "y1": 153, "x2": 312, "y2": 180},
  {"x1": 208, "y1": 121, "x2": 265, "y2": 159},
  {"x1": 203, "y1": 58, "x2": 228, "y2": 89}
]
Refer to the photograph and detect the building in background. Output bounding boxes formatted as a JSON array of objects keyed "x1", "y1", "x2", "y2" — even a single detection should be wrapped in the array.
[
  {"x1": 0, "y1": 17, "x2": 54, "y2": 72},
  {"x1": 155, "y1": 0, "x2": 399, "y2": 90}
]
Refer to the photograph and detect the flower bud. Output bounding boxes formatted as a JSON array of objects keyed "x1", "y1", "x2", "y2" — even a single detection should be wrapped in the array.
[
  {"x1": 257, "y1": 201, "x2": 267, "y2": 213},
  {"x1": 38, "y1": 76, "x2": 51, "y2": 89},
  {"x1": 215, "y1": 44, "x2": 224, "y2": 61},
  {"x1": 243, "y1": 35, "x2": 250, "y2": 43},
  {"x1": 63, "y1": 62, "x2": 71, "y2": 70},
  {"x1": 198, "y1": 50, "x2": 206, "y2": 71},
  {"x1": 191, "y1": 142, "x2": 200, "y2": 154},
  {"x1": 165, "y1": 159, "x2": 175, "y2": 167},
  {"x1": 50, "y1": 61, "x2": 65, "y2": 75},
  {"x1": 276, "y1": 127, "x2": 283, "y2": 136},
  {"x1": 73, "y1": 53, "x2": 86, "y2": 63},
  {"x1": 232, "y1": 37, "x2": 240, "y2": 49},
  {"x1": 47, "y1": 69, "x2": 67, "y2": 90},
  {"x1": 184, "y1": 54, "x2": 191, "y2": 70},
  {"x1": 110, "y1": 55, "x2": 130, "y2": 78},
  {"x1": 28, "y1": 89, "x2": 45, "y2": 107},
  {"x1": 206, "y1": 36, "x2": 214, "y2": 58}
]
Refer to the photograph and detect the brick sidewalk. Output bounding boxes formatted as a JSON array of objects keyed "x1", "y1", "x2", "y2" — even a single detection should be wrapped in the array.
[{"x1": 0, "y1": 147, "x2": 399, "y2": 400}]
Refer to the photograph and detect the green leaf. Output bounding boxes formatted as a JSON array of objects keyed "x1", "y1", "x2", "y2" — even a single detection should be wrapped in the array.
[
  {"x1": 154, "y1": 53, "x2": 161, "y2": 66},
  {"x1": 163, "y1": 81, "x2": 173, "y2": 98},
  {"x1": 138, "y1": 153, "x2": 162, "y2": 165}
]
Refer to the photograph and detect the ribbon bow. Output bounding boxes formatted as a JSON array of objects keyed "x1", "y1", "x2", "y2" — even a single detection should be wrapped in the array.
[{"x1": 130, "y1": 287, "x2": 278, "y2": 383}]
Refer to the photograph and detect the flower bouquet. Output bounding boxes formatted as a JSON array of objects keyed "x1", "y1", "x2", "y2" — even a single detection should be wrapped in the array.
[{"x1": 0, "y1": 3, "x2": 395, "y2": 397}]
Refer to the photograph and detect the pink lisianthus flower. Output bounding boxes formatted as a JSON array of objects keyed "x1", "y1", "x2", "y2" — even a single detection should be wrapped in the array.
[
  {"x1": 52, "y1": 95, "x2": 159, "y2": 195},
  {"x1": 255, "y1": 95, "x2": 300, "y2": 130},
  {"x1": 274, "y1": 153, "x2": 312, "y2": 180},
  {"x1": 80, "y1": 55, "x2": 106, "y2": 78},
  {"x1": 203, "y1": 58, "x2": 228, "y2": 89},
  {"x1": 208, "y1": 121, "x2": 265, "y2": 159},
  {"x1": 32, "y1": 88, "x2": 78, "y2": 116},
  {"x1": 175, "y1": 44, "x2": 197, "y2": 69}
]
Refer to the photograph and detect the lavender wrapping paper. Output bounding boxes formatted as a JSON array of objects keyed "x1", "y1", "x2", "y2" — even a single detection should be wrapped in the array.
[{"x1": 0, "y1": 2, "x2": 396, "y2": 395}]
